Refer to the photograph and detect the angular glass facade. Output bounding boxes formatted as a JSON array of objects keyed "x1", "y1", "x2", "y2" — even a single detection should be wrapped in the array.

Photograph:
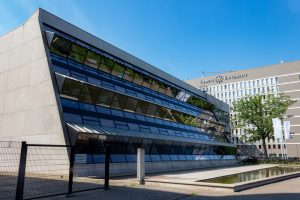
[{"x1": 44, "y1": 26, "x2": 236, "y2": 164}]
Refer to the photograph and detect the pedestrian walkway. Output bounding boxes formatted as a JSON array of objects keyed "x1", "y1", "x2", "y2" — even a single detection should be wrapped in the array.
[{"x1": 43, "y1": 165, "x2": 300, "y2": 200}]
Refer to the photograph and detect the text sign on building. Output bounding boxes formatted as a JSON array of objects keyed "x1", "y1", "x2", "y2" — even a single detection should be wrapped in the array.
[{"x1": 200, "y1": 74, "x2": 248, "y2": 85}]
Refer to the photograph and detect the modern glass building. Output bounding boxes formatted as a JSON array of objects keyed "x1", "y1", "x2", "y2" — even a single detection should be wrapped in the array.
[{"x1": 0, "y1": 9, "x2": 236, "y2": 176}]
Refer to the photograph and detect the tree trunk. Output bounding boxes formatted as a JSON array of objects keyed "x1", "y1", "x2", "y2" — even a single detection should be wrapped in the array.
[{"x1": 262, "y1": 138, "x2": 268, "y2": 158}]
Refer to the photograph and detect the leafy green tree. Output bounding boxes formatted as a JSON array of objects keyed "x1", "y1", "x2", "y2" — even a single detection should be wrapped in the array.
[{"x1": 232, "y1": 94, "x2": 295, "y2": 157}]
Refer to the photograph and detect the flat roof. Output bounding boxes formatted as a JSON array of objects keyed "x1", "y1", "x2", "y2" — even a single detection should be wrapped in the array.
[{"x1": 186, "y1": 60, "x2": 300, "y2": 86}]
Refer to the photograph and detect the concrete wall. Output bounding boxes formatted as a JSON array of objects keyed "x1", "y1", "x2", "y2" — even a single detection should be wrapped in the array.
[
  {"x1": 0, "y1": 10, "x2": 65, "y2": 145},
  {"x1": 74, "y1": 160, "x2": 238, "y2": 177}
]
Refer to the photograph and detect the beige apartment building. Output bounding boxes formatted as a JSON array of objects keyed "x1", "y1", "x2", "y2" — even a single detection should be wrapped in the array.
[{"x1": 186, "y1": 61, "x2": 300, "y2": 158}]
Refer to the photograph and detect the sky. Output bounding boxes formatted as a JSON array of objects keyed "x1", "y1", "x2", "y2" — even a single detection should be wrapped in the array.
[{"x1": 1, "y1": 0, "x2": 300, "y2": 80}]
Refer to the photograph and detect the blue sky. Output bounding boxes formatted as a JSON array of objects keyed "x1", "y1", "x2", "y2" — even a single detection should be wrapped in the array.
[{"x1": 1, "y1": 0, "x2": 300, "y2": 80}]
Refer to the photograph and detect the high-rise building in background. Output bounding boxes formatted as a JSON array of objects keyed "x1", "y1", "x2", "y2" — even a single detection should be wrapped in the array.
[
  {"x1": 0, "y1": 9, "x2": 236, "y2": 176},
  {"x1": 187, "y1": 61, "x2": 300, "y2": 158}
]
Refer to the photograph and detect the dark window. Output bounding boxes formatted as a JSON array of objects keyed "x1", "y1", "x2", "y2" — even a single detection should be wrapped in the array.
[
  {"x1": 158, "y1": 82, "x2": 167, "y2": 94},
  {"x1": 99, "y1": 56, "x2": 114, "y2": 73},
  {"x1": 123, "y1": 97, "x2": 138, "y2": 112},
  {"x1": 133, "y1": 72, "x2": 143, "y2": 85},
  {"x1": 68, "y1": 43, "x2": 87, "y2": 63},
  {"x1": 273, "y1": 145, "x2": 276, "y2": 149},
  {"x1": 146, "y1": 103, "x2": 157, "y2": 117},
  {"x1": 142, "y1": 76, "x2": 153, "y2": 88},
  {"x1": 96, "y1": 90, "x2": 114, "y2": 107},
  {"x1": 268, "y1": 145, "x2": 271, "y2": 149},
  {"x1": 136, "y1": 100, "x2": 149, "y2": 115},
  {"x1": 111, "y1": 93, "x2": 127, "y2": 110},
  {"x1": 155, "y1": 107, "x2": 167, "y2": 119},
  {"x1": 78, "y1": 85, "x2": 92, "y2": 103},
  {"x1": 151, "y1": 79, "x2": 160, "y2": 91},
  {"x1": 123, "y1": 68, "x2": 135, "y2": 82},
  {"x1": 85, "y1": 50, "x2": 101, "y2": 69},
  {"x1": 111, "y1": 62, "x2": 125, "y2": 78},
  {"x1": 50, "y1": 35, "x2": 72, "y2": 57},
  {"x1": 60, "y1": 78, "x2": 83, "y2": 100}
]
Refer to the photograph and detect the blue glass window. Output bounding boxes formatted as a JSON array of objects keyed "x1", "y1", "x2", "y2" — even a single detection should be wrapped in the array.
[
  {"x1": 110, "y1": 154, "x2": 126, "y2": 163},
  {"x1": 175, "y1": 131, "x2": 183, "y2": 137},
  {"x1": 160, "y1": 155, "x2": 171, "y2": 161},
  {"x1": 53, "y1": 64, "x2": 70, "y2": 75},
  {"x1": 150, "y1": 127, "x2": 160, "y2": 134},
  {"x1": 86, "y1": 154, "x2": 94, "y2": 164},
  {"x1": 126, "y1": 89, "x2": 137, "y2": 96},
  {"x1": 185, "y1": 155, "x2": 193, "y2": 161},
  {"x1": 61, "y1": 98, "x2": 79, "y2": 109},
  {"x1": 145, "y1": 155, "x2": 152, "y2": 162},
  {"x1": 150, "y1": 155, "x2": 161, "y2": 162},
  {"x1": 96, "y1": 106, "x2": 111, "y2": 115},
  {"x1": 168, "y1": 130, "x2": 175, "y2": 136},
  {"x1": 170, "y1": 155, "x2": 179, "y2": 161},
  {"x1": 135, "y1": 114, "x2": 146, "y2": 121},
  {"x1": 71, "y1": 71, "x2": 87, "y2": 81},
  {"x1": 128, "y1": 123, "x2": 140, "y2": 131},
  {"x1": 93, "y1": 154, "x2": 105, "y2": 163},
  {"x1": 171, "y1": 122, "x2": 178, "y2": 128},
  {"x1": 82, "y1": 115, "x2": 100, "y2": 126},
  {"x1": 68, "y1": 60, "x2": 84, "y2": 70},
  {"x1": 79, "y1": 102, "x2": 96, "y2": 112},
  {"x1": 111, "y1": 109, "x2": 124, "y2": 117},
  {"x1": 140, "y1": 125, "x2": 151, "y2": 133},
  {"x1": 155, "y1": 118, "x2": 164, "y2": 125},
  {"x1": 115, "y1": 85, "x2": 126, "y2": 93},
  {"x1": 145, "y1": 117, "x2": 155, "y2": 123},
  {"x1": 178, "y1": 155, "x2": 187, "y2": 161},
  {"x1": 124, "y1": 112, "x2": 136, "y2": 119},
  {"x1": 125, "y1": 154, "x2": 137, "y2": 162},
  {"x1": 136, "y1": 93, "x2": 145, "y2": 99},
  {"x1": 115, "y1": 121, "x2": 128, "y2": 130},
  {"x1": 63, "y1": 113, "x2": 82, "y2": 123},
  {"x1": 159, "y1": 128, "x2": 168, "y2": 135},
  {"x1": 100, "y1": 119, "x2": 115, "y2": 128},
  {"x1": 154, "y1": 98, "x2": 162, "y2": 104},
  {"x1": 87, "y1": 76, "x2": 101, "y2": 86},
  {"x1": 102, "y1": 81, "x2": 115, "y2": 90}
]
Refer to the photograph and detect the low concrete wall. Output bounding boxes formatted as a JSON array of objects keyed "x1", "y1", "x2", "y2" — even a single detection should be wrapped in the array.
[{"x1": 74, "y1": 159, "x2": 238, "y2": 177}]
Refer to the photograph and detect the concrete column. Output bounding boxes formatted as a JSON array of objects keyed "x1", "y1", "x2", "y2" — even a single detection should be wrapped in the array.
[{"x1": 137, "y1": 148, "x2": 145, "y2": 184}]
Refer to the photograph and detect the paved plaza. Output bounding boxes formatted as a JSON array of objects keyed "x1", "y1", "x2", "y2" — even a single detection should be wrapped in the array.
[
  {"x1": 42, "y1": 165, "x2": 300, "y2": 200},
  {"x1": 43, "y1": 176, "x2": 300, "y2": 200}
]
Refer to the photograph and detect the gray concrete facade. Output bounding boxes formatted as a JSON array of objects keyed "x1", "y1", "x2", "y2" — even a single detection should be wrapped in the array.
[{"x1": 0, "y1": 10, "x2": 65, "y2": 145}]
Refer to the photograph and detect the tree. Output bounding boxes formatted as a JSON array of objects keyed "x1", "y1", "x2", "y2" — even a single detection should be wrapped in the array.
[{"x1": 232, "y1": 94, "x2": 295, "y2": 157}]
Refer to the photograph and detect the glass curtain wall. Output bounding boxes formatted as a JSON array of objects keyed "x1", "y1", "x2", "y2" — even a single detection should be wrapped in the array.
[
  {"x1": 58, "y1": 74, "x2": 226, "y2": 134},
  {"x1": 48, "y1": 34, "x2": 215, "y2": 113}
]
